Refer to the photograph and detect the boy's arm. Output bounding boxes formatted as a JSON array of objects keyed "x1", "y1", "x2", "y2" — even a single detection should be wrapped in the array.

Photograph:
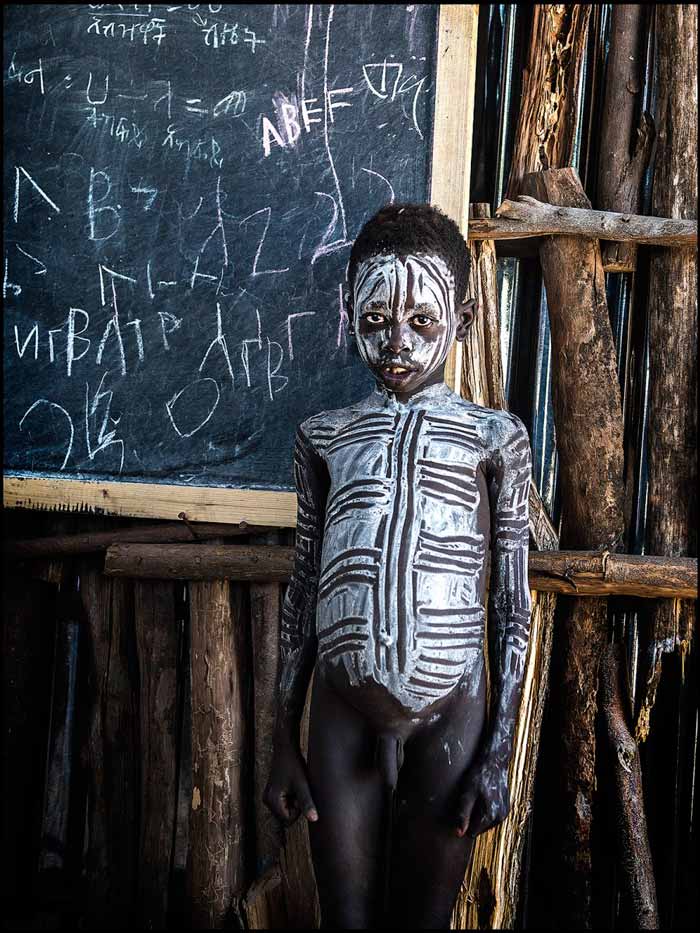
[
  {"x1": 274, "y1": 424, "x2": 329, "y2": 748},
  {"x1": 455, "y1": 413, "x2": 532, "y2": 837}
]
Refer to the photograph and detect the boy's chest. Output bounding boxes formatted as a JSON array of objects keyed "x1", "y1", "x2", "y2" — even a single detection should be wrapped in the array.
[{"x1": 321, "y1": 408, "x2": 489, "y2": 526}]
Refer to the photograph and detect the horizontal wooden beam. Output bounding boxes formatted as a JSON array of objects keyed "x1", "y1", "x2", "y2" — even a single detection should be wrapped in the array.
[
  {"x1": 3, "y1": 475, "x2": 297, "y2": 526},
  {"x1": 468, "y1": 196, "x2": 697, "y2": 246},
  {"x1": 103, "y1": 544, "x2": 698, "y2": 598},
  {"x1": 3, "y1": 520, "x2": 274, "y2": 559}
]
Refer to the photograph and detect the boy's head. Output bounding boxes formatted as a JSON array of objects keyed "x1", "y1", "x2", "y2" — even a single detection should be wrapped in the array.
[{"x1": 347, "y1": 203, "x2": 475, "y2": 397}]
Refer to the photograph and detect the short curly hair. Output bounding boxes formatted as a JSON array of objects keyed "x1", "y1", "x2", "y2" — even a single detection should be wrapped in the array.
[{"x1": 347, "y1": 202, "x2": 471, "y2": 305}]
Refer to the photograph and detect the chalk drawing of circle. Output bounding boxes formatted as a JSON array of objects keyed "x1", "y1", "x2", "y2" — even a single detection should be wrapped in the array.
[{"x1": 165, "y1": 377, "x2": 221, "y2": 439}]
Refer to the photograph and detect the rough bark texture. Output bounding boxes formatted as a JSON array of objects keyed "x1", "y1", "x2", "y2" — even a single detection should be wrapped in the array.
[
  {"x1": 600, "y1": 643, "x2": 659, "y2": 928},
  {"x1": 188, "y1": 578, "x2": 247, "y2": 927},
  {"x1": 452, "y1": 203, "x2": 559, "y2": 929},
  {"x1": 133, "y1": 580, "x2": 180, "y2": 929},
  {"x1": 467, "y1": 197, "x2": 695, "y2": 246},
  {"x1": 636, "y1": 2, "x2": 698, "y2": 743},
  {"x1": 506, "y1": 5, "x2": 592, "y2": 198},
  {"x1": 528, "y1": 551, "x2": 697, "y2": 598},
  {"x1": 596, "y1": 4, "x2": 654, "y2": 271},
  {"x1": 521, "y1": 167, "x2": 626, "y2": 929},
  {"x1": 105, "y1": 543, "x2": 295, "y2": 581}
]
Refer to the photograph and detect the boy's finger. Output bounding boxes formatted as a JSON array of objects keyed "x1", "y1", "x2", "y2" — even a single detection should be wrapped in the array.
[
  {"x1": 455, "y1": 789, "x2": 477, "y2": 837},
  {"x1": 295, "y1": 785, "x2": 319, "y2": 822}
]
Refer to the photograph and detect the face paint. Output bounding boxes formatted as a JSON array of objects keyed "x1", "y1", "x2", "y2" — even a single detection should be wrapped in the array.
[{"x1": 353, "y1": 254, "x2": 457, "y2": 396}]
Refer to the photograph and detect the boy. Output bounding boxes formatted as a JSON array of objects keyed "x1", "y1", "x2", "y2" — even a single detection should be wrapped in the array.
[{"x1": 264, "y1": 203, "x2": 532, "y2": 928}]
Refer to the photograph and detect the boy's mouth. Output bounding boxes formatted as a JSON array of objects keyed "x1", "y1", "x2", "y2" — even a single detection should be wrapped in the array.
[{"x1": 377, "y1": 361, "x2": 419, "y2": 386}]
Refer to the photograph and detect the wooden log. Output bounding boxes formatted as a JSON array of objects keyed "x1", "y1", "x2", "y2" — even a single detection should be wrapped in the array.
[
  {"x1": 105, "y1": 543, "x2": 295, "y2": 581},
  {"x1": 636, "y1": 2, "x2": 698, "y2": 744},
  {"x1": 466, "y1": 199, "x2": 695, "y2": 247},
  {"x1": 596, "y1": 5, "x2": 654, "y2": 271},
  {"x1": 453, "y1": 203, "x2": 560, "y2": 930},
  {"x1": 188, "y1": 575, "x2": 248, "y2": 927},
  {"x1": 521, "y1": 167, "x2": 627, "y2": 929},
  {"x1": 133, "y1": 580, "x2": 180, "y2": 929},
  {"x1": 4, "y1": 519, "x2": 266, "y2": 560},
  {"x1": 80, "y1": 562, "x2": 139, "y2": 928},
  {"x1": 246, "y1": 530, "x2": 288, "y2": 928},
  {"x1": 505, "y1": 6, "x2": 592, "y2": 198},
  {"x1": 104, "y1": 542, "x2": 695, "y2": 598},
  {"x1": 528, "y1": 551, "x2": 697, "y2": 599},
  {"x1": 2, "y1": 574, "x2": 56, "y2": 929},
  {"x1": 600, "y1": 643, "x2": 659, "y2": 928}
]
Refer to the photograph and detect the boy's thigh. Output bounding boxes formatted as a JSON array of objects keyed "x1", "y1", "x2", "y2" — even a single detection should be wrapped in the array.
[
  {"x1": 388, "y1": 689, "x2": 485, "y2": 928},
  {"x1": 306, "y1": 673, "x2": 386, "y2": 928}
]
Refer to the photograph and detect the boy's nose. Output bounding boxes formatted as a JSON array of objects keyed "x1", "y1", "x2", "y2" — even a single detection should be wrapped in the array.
[{"x1": 384, "y1": 322, "x2": 410, "y2": 355}]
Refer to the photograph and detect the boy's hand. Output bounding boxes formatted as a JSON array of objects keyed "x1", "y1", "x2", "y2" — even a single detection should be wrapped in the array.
[
  {"x1": 263, "y1": 743, "x2": 319, "y2": 827},
  {"x1": 454, "y1": 754, "x2": 510, "y2": 837}
]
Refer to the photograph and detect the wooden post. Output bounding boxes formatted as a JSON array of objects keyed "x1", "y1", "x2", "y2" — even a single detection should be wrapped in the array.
[
  {"x1": 636, "y1": 2, "x2": 698, "y2": 743},
  {"x1": 133, "y1": 580, "x2": 181, "y2": 929},
  {"x1": 520, "y1": 167, "x2": 626, "y2": 928},
  {"x1": 505, "y1": 5, "x2": 592, "y2": 198},
  {"x1": 188, "y1": 571, "x2": 248, "y2": 928},
  {"x1": 600, "y1": 644, "x2": 659, "y2": 927},
  {"x1": 452, "y1": 204, "x2": 559, "y2": 929},
  {"x1": 79, "y1": 563, "x2": 139, "y2": 927},
  {"x1": 244, "y1": 530, "x2": 289, "y2": 929},
  {"x1": 596, "y1": 4, "x2": 654, "y2": 272}
]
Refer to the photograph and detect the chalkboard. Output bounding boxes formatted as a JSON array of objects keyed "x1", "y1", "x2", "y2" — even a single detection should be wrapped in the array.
[{"x1": 4, "y1": 4, "x2": 477, "y2": 522}]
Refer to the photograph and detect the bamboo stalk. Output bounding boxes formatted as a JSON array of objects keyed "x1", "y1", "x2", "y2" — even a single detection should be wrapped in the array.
[{"x1": 466, "y1": 199, "x2": 694, "y2": 246}]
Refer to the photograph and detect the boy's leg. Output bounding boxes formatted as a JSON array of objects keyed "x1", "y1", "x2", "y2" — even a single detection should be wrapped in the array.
[
  {"x1": 388, "y1": 681, "x2": 487, "y2": 929},
  {"x1": 306, "y1": 672, "x2": 386, "y2": 929}
]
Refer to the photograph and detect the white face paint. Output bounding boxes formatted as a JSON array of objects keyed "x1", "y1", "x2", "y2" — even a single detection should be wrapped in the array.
[{"x1": 353, "y1": 253, "x2": 457, "y2": 395}]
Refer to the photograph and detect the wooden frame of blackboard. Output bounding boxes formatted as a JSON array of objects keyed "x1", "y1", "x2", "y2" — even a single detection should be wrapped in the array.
[{"x1": 4, "y1": 4, "x2": 479, "y2": 527}]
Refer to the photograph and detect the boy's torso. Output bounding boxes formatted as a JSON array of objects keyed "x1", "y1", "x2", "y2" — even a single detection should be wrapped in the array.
[{"x1": 302, "y1": 381, "x2": 513, "y2": 719}]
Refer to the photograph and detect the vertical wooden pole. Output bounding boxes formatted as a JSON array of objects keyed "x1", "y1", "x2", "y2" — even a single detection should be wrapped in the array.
[
  {"x1": 188, "y1": 575, "x2": 247, "y2": 927},
  {"x1": 520, "y1": 167, "x2": 626, "y2": 929},
  {"x1": 637, "y1": 6, "x2": 697, "y2": 927},
  {"x1": 636, "y1": 2, "x2": 697, "y2": 741},
  {"x1": 134, "y1": 580, "x2": 180, "y2": 929},
  {"x1": 595, "y1": 5, "x2": 654, "y2": 272},
  {"x1": 80, "y1": 565, "x2": 139, "y2": 928}
]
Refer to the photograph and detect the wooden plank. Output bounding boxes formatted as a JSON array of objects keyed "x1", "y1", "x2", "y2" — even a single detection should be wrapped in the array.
[
  {"x1": 431, "y1": 4, "x2": 479, "y2": 396},
  {"x1": 467, "y1": 200, "x2": 695, "y2": 246},
  {"x1": 80, "y1": 562, "x2": 139, "y2": 927},
  {"x1": 133, "y1": 580, "x2": 180, "y2": 929},
  {"x1": 3, "y1": 475, "x2": 297, "y2": 525}
]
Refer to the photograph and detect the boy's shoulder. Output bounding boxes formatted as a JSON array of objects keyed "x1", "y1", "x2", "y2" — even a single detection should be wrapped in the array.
[
  {"x1": 298, "y1": 398, "x2": 371, "y2": 451},
  {"x1": 437, "y1": 394, "x2": 529, "y2": 447}
]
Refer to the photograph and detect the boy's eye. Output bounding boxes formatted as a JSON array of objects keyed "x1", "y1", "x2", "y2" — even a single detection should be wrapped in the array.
[
  {"x1": 411, "y1": 314, "x2": 435, "y2": 328},
  {"x1": 362, "y1": 312, "x2": 388, "y2": 325}
]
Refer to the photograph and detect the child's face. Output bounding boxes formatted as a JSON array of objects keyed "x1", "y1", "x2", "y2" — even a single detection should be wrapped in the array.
[{"x1": 351, "y1": 253, "x2": 470, "y2": 396}]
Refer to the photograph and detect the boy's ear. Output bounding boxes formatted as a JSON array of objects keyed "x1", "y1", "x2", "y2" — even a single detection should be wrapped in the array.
[
  {"x1": 345, "y1": 291, "x2": 355, "y2": 336},
  {"x1": 455, "y1": 298, "x2": 476, "y2": 341}
]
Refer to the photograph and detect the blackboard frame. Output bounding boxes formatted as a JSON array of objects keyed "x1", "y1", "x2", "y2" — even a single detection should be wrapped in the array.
[{"x1": 4, "y1": 4, "x2": 478, "y2": 527}]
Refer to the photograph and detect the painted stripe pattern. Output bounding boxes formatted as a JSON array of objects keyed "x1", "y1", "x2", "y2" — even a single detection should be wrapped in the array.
[{"x1": 280, "y1": 381, "x2": 532, "y2": 714}]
